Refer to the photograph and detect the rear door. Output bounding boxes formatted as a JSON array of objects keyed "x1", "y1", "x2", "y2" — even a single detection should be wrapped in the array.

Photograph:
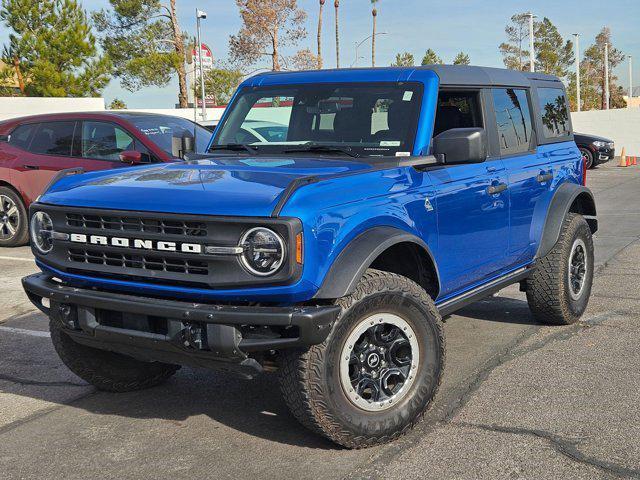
[
  {"x1": 491, "y1": 87, "x2": 549, "y2": 267},
  {"x1": 428, "y1": 89, "x2": 510, "y2": 297},
  {"x1": 11, "y1": 121, "x2": 82, "y2": 202}
]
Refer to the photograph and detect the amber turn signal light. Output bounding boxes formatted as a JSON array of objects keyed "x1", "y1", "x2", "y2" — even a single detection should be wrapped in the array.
[{"x1": 295, "y1": 233, "x2": 303, "y2": 264}]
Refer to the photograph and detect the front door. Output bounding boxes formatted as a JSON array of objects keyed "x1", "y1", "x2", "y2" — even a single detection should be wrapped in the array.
[{"x1": 428, "y1": 158, "x2": 510, "y2": 298}]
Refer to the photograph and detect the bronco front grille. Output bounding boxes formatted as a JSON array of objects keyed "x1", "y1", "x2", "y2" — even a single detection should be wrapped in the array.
[
  {"x1": 66, "y1": 213, "x2": 207, "y2": 237},
  {"x1": 68, "y1": 248, "x2": 209, "y2": 276}
]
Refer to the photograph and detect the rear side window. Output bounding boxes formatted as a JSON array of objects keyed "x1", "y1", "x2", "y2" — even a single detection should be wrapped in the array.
[
  {"x1": 8, "y1": 124, "x2": 35, "y2": 149},
  {"x1": 492, "y1": 88, "x2": 533, "y2": 155},
  {"x1": 537, "y1": 88, "x2": 570, "y2": 139},
  {"x1": 29, "y1": 122, "x2": 76, "y2": 156}
]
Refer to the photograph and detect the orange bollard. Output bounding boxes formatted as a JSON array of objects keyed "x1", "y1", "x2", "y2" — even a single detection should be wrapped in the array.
[{"x1": 633, "y1": 156, "x2": 638, "y2": 166}]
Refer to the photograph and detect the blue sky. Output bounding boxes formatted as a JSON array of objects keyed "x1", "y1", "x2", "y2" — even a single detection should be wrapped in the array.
[{"x1": 3, "y1": 0, "x2": 639, "y2": 107}]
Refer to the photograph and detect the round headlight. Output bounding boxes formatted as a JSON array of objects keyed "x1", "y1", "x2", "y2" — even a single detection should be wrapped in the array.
[
  {"x1": 239, "y1": 227, "x2": 285, "y2": 276},
  {"x1": 30, "y1": 211, "x2": 54, "y2": 254}
]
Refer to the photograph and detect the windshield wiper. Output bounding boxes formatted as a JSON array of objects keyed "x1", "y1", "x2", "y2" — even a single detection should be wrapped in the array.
[
  {"x1": 208, "y1": 144, "x2": 258, "y2": 154},
  {"x1": 283, "y1": 144, "x2": 360, "y2": 158}
]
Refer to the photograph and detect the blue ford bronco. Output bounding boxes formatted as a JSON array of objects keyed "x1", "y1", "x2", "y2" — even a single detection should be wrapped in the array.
[{"x1": 23, "y1": 66, "x2": 597, "y2": 448}]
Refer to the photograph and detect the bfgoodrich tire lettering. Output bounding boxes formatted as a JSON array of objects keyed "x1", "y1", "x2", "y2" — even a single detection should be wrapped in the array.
[
  {"x1": 278, "y1": 269, "x2": 445, "y2": 448},
  {"x1": 526, "y1": 213, "x2": 594, "y2": 325},
  {"x1": 50, "y1": 318, "x2": 180, "y2": 392}
]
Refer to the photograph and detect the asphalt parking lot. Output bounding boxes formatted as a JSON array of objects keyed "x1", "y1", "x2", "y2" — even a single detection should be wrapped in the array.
[{"x1": 0, "y1": 161, "x2": 638, "y2": 479}]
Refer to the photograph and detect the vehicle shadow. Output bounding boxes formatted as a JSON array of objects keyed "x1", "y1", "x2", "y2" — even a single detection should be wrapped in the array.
[
  {"x1": 450, "y1": 294, "x2": 538, "y2": 325},
  {"x1": 1, "y1": 292, "x2": 536, "y2": 449}
]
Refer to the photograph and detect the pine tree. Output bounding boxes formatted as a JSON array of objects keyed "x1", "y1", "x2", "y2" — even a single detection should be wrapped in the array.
[
  {"x1": 391, "y1": 52, "x2": 414, "y2": 67},
  {"x1": 0, "y1": 0, "x2": 111, "y2": 97},
  {"x1": 453, "y1": 52, "x2": 470, "y2": 65},
  {"x1": 93, "y1": 0, "x2": 189, "y2": 107},
  {"x1": 421, "y1": 49, "x2": 443, "y2": 65},
  {"x1": 499, "y1": 13, "x2": 530, "y2": 70},
  {"x1": 534, "y1": 17, "x2": 573, "y2": 78}
]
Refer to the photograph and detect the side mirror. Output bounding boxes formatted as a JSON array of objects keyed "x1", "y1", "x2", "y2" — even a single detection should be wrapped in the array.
[
  {"x1": 171, "y1": 134, "x2": 195, "y2": 159},
  {"x1": 119, "y1": 150, "x2": 143, "y2": 165},
  {"x1": 432, "y1": 127, "x2": 487, "y2": 164},
  {"x1": 0, "y1": 134, "x2": 9, "y2": 142}
]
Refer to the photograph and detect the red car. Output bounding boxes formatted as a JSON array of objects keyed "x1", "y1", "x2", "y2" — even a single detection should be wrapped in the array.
[{"x1": 0, "y1": 112, "x2": 212, "y2": 246}]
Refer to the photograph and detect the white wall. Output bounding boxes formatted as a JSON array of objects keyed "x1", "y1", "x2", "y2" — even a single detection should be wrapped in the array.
[
  {"x1": 0, "y1": 97, "x2": 105, "y2": 121},
  {"x1": 124, "y1": 107, "x2": 227, "y2": 124},
  {"x1": 0, "y1": 97, "x2": 227, "y2": 125},
  {"x1": 571, "y1": 109, "x2": 640, "y2": 156}
]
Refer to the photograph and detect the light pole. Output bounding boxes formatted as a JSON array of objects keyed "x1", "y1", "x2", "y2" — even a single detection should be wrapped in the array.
[
  {"x1": 352, "y1": 32, "x2": 387, "y2": 68},
  {"x1": 604, "y1": 42, "x2": 610, "y2": 110},
  {"x1": 629, "y1": 55, "x2": 633, "y2": 106},
  {"x1": 196, "y1": 8, "x2": 207, "y2": 121},
  {"x1": 527, "y1": 12, "x2": 536, "y2": 72},
  {"x1": 573, "y1": 33, "x2": 581, "y2": 112}
]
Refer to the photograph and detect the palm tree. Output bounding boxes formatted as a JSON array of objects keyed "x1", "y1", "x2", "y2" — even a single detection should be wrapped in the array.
[
  {"x1": 371, "y1": 0, "x2": 379, "y2": 67},
  {"x1": 317, "y1": 0, "x2": 325, "y2": 69},
  {"x1": 334, "y1": 0, "x2": 340, "y2": 68}
]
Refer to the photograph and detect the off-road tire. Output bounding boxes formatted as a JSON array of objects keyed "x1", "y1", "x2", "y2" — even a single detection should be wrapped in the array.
[
  {"x1": 278, "y1": 269, "x2": 445, "y2": 448},
  {"x1": 50, "y1": 318, "x2": 180, "y2": 392},
  {"x1": 579, "y1": 147, "x2": 595, "y2": 169},
  {"x1": 0, "y1": 186, "x2": 29, "y2": 247},
  {"x1": 526, "y1": 213, "x2": 594, "y2": 325}
]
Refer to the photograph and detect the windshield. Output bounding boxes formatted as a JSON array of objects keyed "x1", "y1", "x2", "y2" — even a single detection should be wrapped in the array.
[
  {"x1": 128, "y1": 115, "x2": 212, "y2": 157},
  {"x1": 211, "y1": 82, "x2": 423, "y2": 158}
]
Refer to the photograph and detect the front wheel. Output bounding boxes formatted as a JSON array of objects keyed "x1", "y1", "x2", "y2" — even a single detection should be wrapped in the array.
[
  {"x1": 580, "y1": 147, "x2": 595, "y2": 169},
  {"x1": 526, "y1": 213, "x2": 594, "y2": 325},
  {"x1": 0, "y1": 187, "x2": 28, "y2": 247},
  {"x1": 278, "y1": 269, "x2": 445, "y2": 448},
  {"x1": 50, "y1": 318, "x2": 180, "y2": 392}
]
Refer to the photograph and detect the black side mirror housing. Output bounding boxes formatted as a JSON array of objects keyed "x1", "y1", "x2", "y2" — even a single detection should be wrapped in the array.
[
  {"x1": 432, "y1": 127, "x2": 487, "y2": 164},
  {"x1": 172, "y1": 135, "x2": 195, "y2": 159},
  {"x1": 0, "y1": 134, "x2": 9, "y2": 142}
]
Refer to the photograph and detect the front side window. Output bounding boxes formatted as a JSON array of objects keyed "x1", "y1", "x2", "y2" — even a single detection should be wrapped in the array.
[
  {"x1": 493, "y1": 88, "x2": 533, "y2": 155},
  {"x1": 81, "y1": 121, "x2": 138, "y2": 161},
  {"x1": 29, "y1": 122, "x2": 76, "y2": 156},
  {"x1": 212, "y1": 83, "x2": 424, "y2": 158},
  {"x1": 537, "y1": 87, "x2": 570, "y2": 139},
  {"x1": 433, "y1": 90, "x2": 483, "y2": 136}
]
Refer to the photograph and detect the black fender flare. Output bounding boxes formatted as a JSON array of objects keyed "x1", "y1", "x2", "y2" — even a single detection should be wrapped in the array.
[
  {"x1": 536, "y1": 183, "x2": 597, "y2": 259},
  {"x1": 313, "y1": 226, "x2": 439, "y2": 299}
]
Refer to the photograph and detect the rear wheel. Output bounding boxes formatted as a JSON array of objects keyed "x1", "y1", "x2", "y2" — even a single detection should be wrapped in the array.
[
  {"x1": 526, "y1": 213, "x2": 594, "y2": 325},
  {"x1": 0, "y1": 187, "x2": 28, "y2": 247},
  {"x1": 278, "y1": 269, "x2": 445, "y2": 448}
]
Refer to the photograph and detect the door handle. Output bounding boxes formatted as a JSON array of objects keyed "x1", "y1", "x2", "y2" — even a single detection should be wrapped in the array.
[
  {"x1": 536, "y1": 172, "x2": 553, "y2": 183},
  {"x1": 487, "y1": 183, "x2": 508, "y2": 195},
  {"x1": 23, "y1": 164, "x2": 40, "y2": 170}
]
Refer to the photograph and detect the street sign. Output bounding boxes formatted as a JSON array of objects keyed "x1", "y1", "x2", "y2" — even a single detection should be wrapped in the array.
[{"x1": 192, "y1": 43, "x2": 214, "y2": 70}]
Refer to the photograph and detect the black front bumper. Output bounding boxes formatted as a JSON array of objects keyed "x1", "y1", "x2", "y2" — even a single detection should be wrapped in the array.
[
  {"x1": 23, "y1": 273, "x2": 339, "y2": 377},
  {"x1": 595, "y1": 146, "x2": 615, "y2": 162}
]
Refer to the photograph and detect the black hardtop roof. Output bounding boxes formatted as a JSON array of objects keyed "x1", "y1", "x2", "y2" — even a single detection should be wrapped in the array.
[
  {"x1": 422, "y1": 64, "x2": 562, "y2": 87},
  {"x1": 249, "y1": 64, "x2": 563, "y2": 88}
]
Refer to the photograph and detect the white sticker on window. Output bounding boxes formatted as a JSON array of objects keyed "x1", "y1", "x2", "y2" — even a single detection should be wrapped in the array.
[
  {"x1": 380, "y1": 140, "x2": 401, "y2": 147},
  {"x1": 402, "y1": 91, "x2": 413, "y2": 101},
  {"x1": 395, "y1": 151, "x2": 411, "y2": 157}
]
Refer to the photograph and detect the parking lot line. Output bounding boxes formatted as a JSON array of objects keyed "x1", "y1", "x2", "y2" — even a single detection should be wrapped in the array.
[
  {"x1": 0, "y1": 256, "x2": 34, "y2": 263},
  {"x1": 0, "y1": 326, "x2": 50, "y2": 338}
]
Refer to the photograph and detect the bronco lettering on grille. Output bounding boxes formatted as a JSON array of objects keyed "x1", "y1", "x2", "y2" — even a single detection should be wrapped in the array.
[{"x1": 69, "y1": 233, "x2": 203, "y2": 254}]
